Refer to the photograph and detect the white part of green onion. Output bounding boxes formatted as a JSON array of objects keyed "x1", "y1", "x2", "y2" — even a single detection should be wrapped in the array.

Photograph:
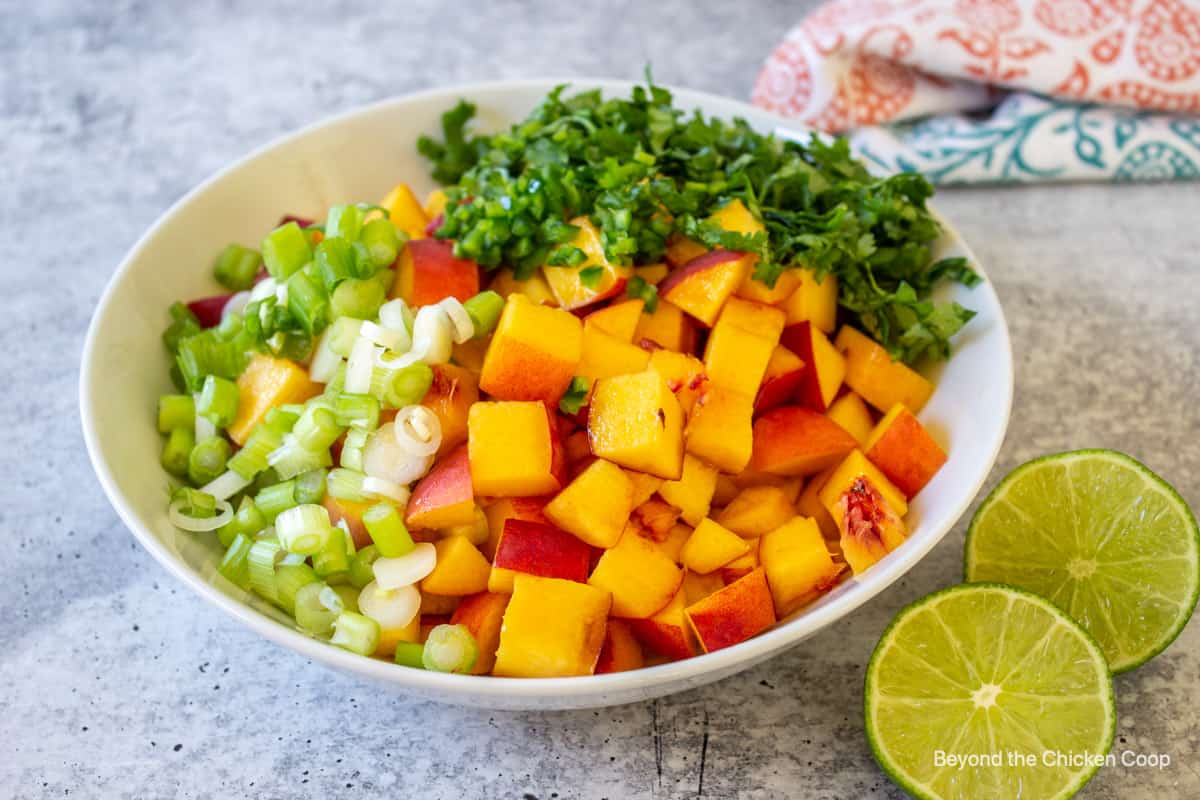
[
  {"x1": 274, "y1": 282, "x2": 289, "y2": 306},
  {"x1": 362, "y1": 422, "x2": 433, "y2": 485},
  {"x1": 372, "y1": 542, "x2": 436, "y2": 590},
  {"x1": 194, "y1": 397, "x2": 217, "y2": 442},
  {"x1": 200, "y1": 469, "x2": 253, "y2": 502},
  {"x1": 359, "y1": 320, "x2": 408, "y2": 352},
  {"x1": 330, "y1": 611, "x2": 380, "y2": 656},
  {"x1": 276, "y1": 504, "x2": 334, "y2": 556},
  {"x1": 375, "y1": 349, "x2": 422, "y2": 370},
  {"x1": 308, "y1": 330, "x2": 344, "y2": 384},
  {"x1": 392, "y1": 406, "x2": 442, "y2": 458},
  {"x1": 168, "y1": 497, "x2": 234, "y2": 532},
  {"x1": 411, "y1": 305, "x2": 453, "y2": 364},
  {"x1": 378, "y1": 298, "x2": 414, "y2": 334},
  {"x1": 249, "y1": 277, "x2": 277, "y2": 303},
  {"x1": 362, "y1": 476, "x2": 410, "y2": 505},
  {"x1": 437, "y1": 297, "x2": 475, "y2": 344},
  {"x1": 357, "y1": 580, "x2": 420, "y2": 632},
  {"x1": 222, "y1": 290, "x2": 252, "y2": 321},
  {"x1": 345, "y1": 335, "x2": 380, "y2": 395},
  {"x1": 319, "y1": 584, "x2": 345, "y2": 614}
]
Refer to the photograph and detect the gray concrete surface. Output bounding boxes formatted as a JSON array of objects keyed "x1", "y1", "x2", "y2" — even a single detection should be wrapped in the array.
[{"x1": 2, "y1": 0, "x2": 1199, "y2": 797}]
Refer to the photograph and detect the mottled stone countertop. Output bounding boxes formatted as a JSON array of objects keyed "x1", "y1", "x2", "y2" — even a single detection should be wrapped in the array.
[{"x1": 3, "y1": 1, "x2": 1198, "y2": 797}]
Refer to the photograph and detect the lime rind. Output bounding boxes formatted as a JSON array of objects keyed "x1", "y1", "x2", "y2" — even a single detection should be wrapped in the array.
[
  {"x1": 865, "y1": 583, "x2": 1115, "y2": 800},
  {"x1": 964, "y1": 449, "x2": 1200, "y2": 673}
]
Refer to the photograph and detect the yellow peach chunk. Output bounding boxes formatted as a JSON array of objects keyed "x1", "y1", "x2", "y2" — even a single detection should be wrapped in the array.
[
  {"x1": 492, "y1": 574, "x2": 611, "y2": 677},
  {"x1": 680, "y1": 518, "x2": 751, "y2": 575},
  {"x1": 715, "y1": 485, "x2": 797, "y2": 538},
  {"x1": 588, "y1": 371, "x2": 685, "y2": 480},
  {"x1": 588, "y1": 528, "x2": 684, "y2": 618},
  {"x1": 759, "y1": 517, "x2": 843, "y2": 616},
  {"x1": 544, "y1": 459, "x2": 634, "y2": 549},
  {"x1": 228, "y1": 354, "x2": 322, "y2": 445},
  {"x1": 480, "y1": 294, "x2": 582, "y2": 405},
  {"x1": 657, "y1": 454, "x2": 719, "y2": 526},
  {"x1": 420, "y1": 536, "x2": 492, "y2": 596},
  {"x1": 685, "y1": 386, "x2": 754, "y2": 473},
  {"x1": 468, "y1": 401, "x2": 562, "y2": 497}
]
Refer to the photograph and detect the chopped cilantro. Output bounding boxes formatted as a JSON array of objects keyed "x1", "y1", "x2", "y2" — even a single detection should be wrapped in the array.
[{"x1": 625, "y1": 275, "x2": 658, "y2": 314}]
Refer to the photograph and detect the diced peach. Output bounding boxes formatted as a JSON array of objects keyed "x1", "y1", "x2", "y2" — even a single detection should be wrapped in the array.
[
  {"x1": 720, "y1": 545, "x2": 759, "y2": 584},
  {"x1": 835, "y1": 326, "x2": 934, "y2": 413},
  {"x1": 577, "y1": 326, "x2": 650, "y2": 386},
  {"x1": 685, "y1": 568, "x2": 777, "y2": 653},
  {"x1": 685, "y1": 386, "x2": 754, "y2": 473},
  {"x1": 373, "y1": 607, "x2": 420, "y2": 659},
  {"x1": 419, "y1": 592, "x2": 461, "y2": 616},
  {"x1": 423, "y1": 188, "x2": 448, "y2": 220},
  {"x1": 420, "y1": 535, "x2": 491, "y2": 596},
  {"x1": 659, "y1": 250, "x2": 751, "y2": 327},
  {"x1": 450, "y1": 592, "x2": 509, "y2": 675},
  {"x1": 450, "y1": 337, "x2": 489, "y2": 375},
  {"x1": 704, "y1": 298, "x2": 785, "y2": 397},
  {"x1": 780, "y1": 322, "x2": 845, "y2": 412},
  {"x1": 634, "y1": 263, "x2": 670, "y2": 285},
  {"x1": 759, "y1": 517, "x2": 843, "y2": 616},
  {"x1": 480, "y1": 294, "x2": 582, "y2": 405},
  {"x1": 492, "y1": 574, "x2": 611, "y2": 677},
  {"x1": 544, "y1": 458, "x2": 634, "y2": 549},
  {"x1": 563, "y1": 429, "x2": 591, "y2": 468},
  {"x1": 826, "y1": 392, "x2": 874, "y2": 446},
  {"x1": 864, "y1": 404, "x2": 947, "y2": 497},
  {"x1": 626, "y1": 470, "x2": 664, "y2": 507},
  {"x1": 738, "y1": 270, "x2": 800, "y2": 305},
  {"x1": 632, "y1": 499, "x2": 681, "y2": 540},
  {"x1": 381, "y1": 182, "x2": 430, "y2": 240},
  {"x1": 488, "y1": 518, "x2": 592, "y2": 593},
  {"x1": 665, "y1": 235, "x2": 707, "y2": 268},
  {"x1": 628, "y1": 586, "x2": 696, "y2": 661},
  {"x1": 468, "y1": 401, "x2": 563, "y2": 497},
  {"x1": 708, "y1": 198, "x2": 761, "y2": 237},
  {"x1": 654, "y1": 523, "x2": 693, "y2": 564},
  {"x1": 680, "y1": 518, "x2": 750, "y2": 575},
  {"x1": 754, "y1": 345, "x2": 806, "y2": 416},
  {"x1": 712, "y1": 474, "x2": 740, "y2": 506},
  {"x1": 595, "y1": 619, "x2": 645, "y2": 674},
  {"x1": 228, "y1": 354, "x2": 322, "y2": 445},
  {"x1": 543, "y1": 218, "x2": 632, "y2": 310},
  {"x1": 715, "y1": 485, "x2": 796, "y2": 538},
  {"x1": 751, "y1": 406, "x2": 858, "y2": 477},
  {"x1": 797, "y1": 469, "x2": 839, "y2": 543},
  {"x1": 657, "y1": 454, "x2": 718, "y2": 526},
  {"x1": 588, "y1": 528, "x2": 683, "y2": 618},
  {"x1": 819, "y1": 450, "x2": 908, "y2": 574},
  {"x1": 782, "y1": 268, "x2": 838, "y2": 333},
  {"x1": 391, "y1": 239, "x2": 479, "y2": 307},
  {"x1": 635, "y1": 300, "x2": 696, "y2": 352},
  {"x1": 588, "y1": 371, "x2": 684, "y2": 480},
  {"x1": 489, "y1": 268, "x2": 557, "y2": 306},
  {"x1": 322, "y1": 495, "x2": 373, "y2": 549},
  {"x1": 420, "y1": 364, "x2": 478, "y2": 458},
  {"x1": 647, "y1": 350, "x2": 706, "y2": 415},
  {"x1": 585, "y1": 299, "x2": 644, "y2": 342},
  {"x1": 482, "y1": 495, "x2": 549, "y2": 560},
  {"x1": 406, "y1": 444, "x2": 476, "y2": 530},
  {"x1": 682, "y1": 569, "x2": 725, "y2": 605}
]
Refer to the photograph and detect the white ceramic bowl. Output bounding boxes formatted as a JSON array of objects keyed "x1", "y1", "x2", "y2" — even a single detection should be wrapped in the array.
[{"x1": 81, "y1": 79, "x2": 1012, "y2": 710}]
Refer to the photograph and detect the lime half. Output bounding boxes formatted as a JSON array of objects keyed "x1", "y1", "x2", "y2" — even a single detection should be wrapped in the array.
[
  {"x1": 866, "y1": 584, "x2": 1114, "y2": 800},
  {"x1": 965, "y1": 449, "x2": 1200, "y2": 672}
]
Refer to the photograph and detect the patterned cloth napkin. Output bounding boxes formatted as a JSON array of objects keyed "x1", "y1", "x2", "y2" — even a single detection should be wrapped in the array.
[{"x1": 752, "y1": 0, "x2": 1200, "y2": 182}]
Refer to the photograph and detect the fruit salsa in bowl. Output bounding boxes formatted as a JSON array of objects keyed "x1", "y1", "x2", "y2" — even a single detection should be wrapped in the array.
[{"x1": 81, "y1": 79, "x2": 1011, "y2": 709}]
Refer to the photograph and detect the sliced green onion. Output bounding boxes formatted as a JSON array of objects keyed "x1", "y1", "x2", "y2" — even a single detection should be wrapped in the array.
[
  {"x1": 340, "y1": 427, "x2": 369, "y2": 472},
  {"x1": 247, "y1": 537, "x2": 284, "y2": 604},
  {"x1": 411, "y1": 305, "x2": 454, "y2": 364},
  {"x1": 197, "y1": 375, "x2": 239, "y2": 428},
  {"x1": 332, "y1": 583, "x2": 360, "y2": 612},
  {"x1": 294, "y1": 468, "x2": 327, "y2": 505},
  {"x1": 327, "y1": 468, "x2": 369, "y2": 502},
  {"x1": 214, "y1": 243, "x2": 261, "y2": 291},
  {"x1": 276, "y1": 504, "x2": 333, "y2": 556},
  {"x1": 157, "y1": 394, "x2": 195, "y2": 433},
  {"x1": 359, "y1": 217, "x2": 400, "y2": 268},
  {"x1": 261, "y1": 221, "x2": 312, "y2": 281},
  {"x1": 275, "y1": 562, "x2": 319, "y2": 615},
  {"x1": 463, "y1": 290, "x2": 504, "y2": 338},
  {"x1": 294, "y1": 582, "x2": 340, "y2": 636},
  {"x1": 379, "y1": 299, "x2": 414, "y2": 335},
  {"x1": 422, "y1": 624, "x2": 478, "y2": 674},
  {"x1": 161, "y1": 426, "x2": 194, "y2": 478},
  {"x1": 217, "y1": 533, "x2": 255, "y2": 589},
  {"x1": 326, "y1": 317, "x2": 364, "y2": 357},
  {"x1": 372, "y1": 542, "x2": 436, "y2": 590},
  {"x1": 314, "y1": 237, "x2": 356, "y2": 291},
  {"x1": 217, "y1": 496, "x2": 267, "y2": 548},
  {"x1": 268, "y1": 434, "x2": 332, "y2": 480},
  {"x1": 325, "y1": 204, "x2": 364, "y2": 243},
  {"x1": 176, "y1": 331, "x2": 247, "y2": 393},
  {"x1": 313, "y1": 526, "x2": 351, "y2": 578},
  {"x1": 188, "y1": 436, "x2": 231, "y2": 486},
  {"x1": 330, "y1": 611, "x2": 379, "y2": 656},
  {"x1": 172, "y1": 486, "x2": 217, "y2": 518},
  {"x1": 163, "y1": 302, "x2": 201, "y2": 353},
  {"x1": 287, "y1": 271, "x2": 329, "y2": 336},
  {"x1": 394, "y1": 642, "x2": 426, "y2": 669},
  {"x1": 385, "y1": 362, "x2": 434, "y2": 408},
  {"x1": 263, "y1": 406, "x2": 300, "y2": 436},
  {"x1": 333, "y1": 393, "x2": 380, "y2": 430},
  {"x1": 350, "y1": 240, "x2": 377, "y2": 279},
  {"x1": 331, "y1": 278, "x2": 385, "y2": 321},
  {"x1": 227, "y1": 424, "x2": 283, "y2": 479},
  {"x1": 255, "y1": 479, "x2": 297, "y2": 523},
  {"x1": 293, "y1": 406, "x2": 343, "y2": 452},
  {"x1": 362, "y1": 502, "x2": 415, "y2": 558},
  {"x1": 348, "y1": 544, "x2": 380, "y2": 589}
]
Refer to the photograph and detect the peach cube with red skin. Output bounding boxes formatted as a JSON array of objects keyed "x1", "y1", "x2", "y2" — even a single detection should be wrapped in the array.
[
  {"x1": 406, "y1": 444, "x2": 476, "y2": 530},
  {"x1": 628, "y1": 586, "x2": 697, "y2": 661},
  {"x1": 588, "y1": 527, "x2": 684, "y2": 618},
  {"x1": 480, "y1": 293, "x2": 583, "y2": 405},
  {"x1": 588, "y1": 371, "x2": 685, "y2": 480},
  {"x1": 780, "y1": 321, "x2": 845, "y2": 412},
  {"x1": 392, "y1": 238, "x2": 480, "y2": 307},
  {"x1": 754, "y1": 345, "x2": 806, "y2": 416},
  {"x1": 420, "y1": 363, "x2": 479, "y2": 458},
  {"x1": 863, "y1": 404, "x2": 948, "y2": 497},
  {"x1": 659, "y1": 249, "x2": 751, "y2": 327},
  {"x1": 759, "y1": 517, "x2": 843, "y2": 616},
  {"x1": 481, "y1": 495, "x2": 549, "y2": 560},
  {"x1": 488, "y1": 518, "x2": 592, "y2": 593},
  {"x1": 468, "y1": 401, "x2": 564, "y2": 497},
  {"x1": 492, "y1": 574, "x2": 611, "y2": 677},
  {"x1": 685, "y1": 568, "x2": 777, "y2": 653},
  {"x1": 450, "y1": 592, "x2": 509, "y2": 675},
  {"x1": 751, "y1": 406, "x2": 858, "y2": 477}
]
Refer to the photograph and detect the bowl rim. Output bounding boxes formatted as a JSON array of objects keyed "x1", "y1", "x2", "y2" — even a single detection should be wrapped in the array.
[{"x1": 80, "y1": 77, "x2": 1013, "y2": 702}]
